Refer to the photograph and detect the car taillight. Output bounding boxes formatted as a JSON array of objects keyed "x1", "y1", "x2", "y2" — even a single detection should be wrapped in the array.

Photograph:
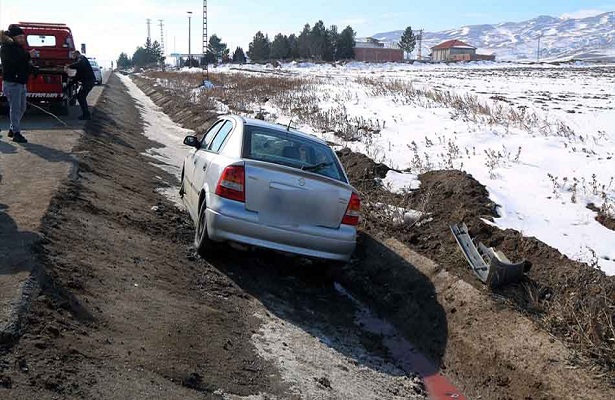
[
  {"x1": 215, "y1": 165, "x2": 245, "y2": 202},
  {"x1": 342, "y1": 192, "x2": 361, "y2": 226}
]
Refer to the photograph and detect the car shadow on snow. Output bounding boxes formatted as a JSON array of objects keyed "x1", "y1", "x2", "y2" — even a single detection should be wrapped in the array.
[{"x1": 206, "y1": 231, "x2": 448, "y2": 378}]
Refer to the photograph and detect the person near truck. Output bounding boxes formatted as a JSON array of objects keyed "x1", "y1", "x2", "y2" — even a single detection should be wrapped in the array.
[
  {"x1": 66, "y1": 51, "x2": 95, "y2": 120},
  {"x1": 0, "y1": 24, "x2": 38, "y2": 143}
]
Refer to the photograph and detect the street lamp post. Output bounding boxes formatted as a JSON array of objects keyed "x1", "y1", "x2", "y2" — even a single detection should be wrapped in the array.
[{"x1": 187, "y1": 11, "x2": 192, "y2": 67}]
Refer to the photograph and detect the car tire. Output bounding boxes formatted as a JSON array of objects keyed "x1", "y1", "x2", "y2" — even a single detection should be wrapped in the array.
[
  {"x1": 194, "y1": 200, "x2": 213, "y2": 257},
  {"x1": 179, "y1": 168, "x2": 185, "y2": 198}
]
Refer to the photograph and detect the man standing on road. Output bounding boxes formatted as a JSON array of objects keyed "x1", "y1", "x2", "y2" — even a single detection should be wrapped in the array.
[
  {"x1": 66, "y1": 51, "x2": 95, "y2": 120},
  {"x1": 0, "y1": 25, "x2": 38, "y2": 143}
]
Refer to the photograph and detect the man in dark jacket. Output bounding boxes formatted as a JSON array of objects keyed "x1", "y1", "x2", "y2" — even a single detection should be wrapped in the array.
[
  {"x1": 0, "y1": 25, "x2": 37, "y2": 143},
  {"x1": 66, "y1": 51, "x2": 95, "y2": 120}
]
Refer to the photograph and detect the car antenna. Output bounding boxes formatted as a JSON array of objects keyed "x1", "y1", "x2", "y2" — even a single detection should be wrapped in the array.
[{"x1": 286, "y1": 118, "x2": 292, "y2": 132}]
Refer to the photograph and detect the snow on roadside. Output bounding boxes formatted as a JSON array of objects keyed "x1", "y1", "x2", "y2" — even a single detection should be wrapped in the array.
[
  {"x1": 250, "y1": 303, "x2": 424, "y2": 400},
  {"x1": 117, "y1": 73, "x2": 192, "y2": 208}
]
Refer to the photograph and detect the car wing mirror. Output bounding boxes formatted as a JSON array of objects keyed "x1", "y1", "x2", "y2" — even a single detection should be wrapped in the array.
[{"x1": 183, "y1": 135, "x2": 200, "y2": 148}]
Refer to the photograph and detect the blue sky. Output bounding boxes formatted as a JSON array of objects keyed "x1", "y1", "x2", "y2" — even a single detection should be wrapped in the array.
[{"x1": 1, "y1": 0, "x2": 614, "y2": 67}]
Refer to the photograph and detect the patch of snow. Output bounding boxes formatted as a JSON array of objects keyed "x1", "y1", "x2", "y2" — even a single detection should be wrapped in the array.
[
  {"x1": 382, "y1": 170, "x2": 421, "y2": 193},
  {"x1": 117, "y1": 73, "x2": 192, "y2": 207},
  {"x1": 251, "y1": 304, "x2": 425, "y2": 399}
]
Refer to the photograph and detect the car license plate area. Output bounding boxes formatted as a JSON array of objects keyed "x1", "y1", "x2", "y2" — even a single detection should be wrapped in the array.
[{"x1": 258, "y1": 187, "x2": 340, "y2": 228}]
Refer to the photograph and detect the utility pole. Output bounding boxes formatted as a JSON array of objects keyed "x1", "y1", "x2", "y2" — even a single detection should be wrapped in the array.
[
  {"x1": 158, "y1": 20, "x2": 165, "y2": 55},
  {"x1": 203, "y1": 0, "x2": 209, "y2": 80},
  {"x1": 158, "y1": 20, "x2": 165, "y2": 69},
  {"x1": 146, "y1": 18, "x2": 151, "y2": 41},
  {"x1": 417, "y1": 29, "x2": 424, "y2": 61},
  {"x1": 537, "y1": 33, "x2": 543, "y2": 63},
  {"x1": 187, "y1": 11, "x2": 192, "y2": 67}
]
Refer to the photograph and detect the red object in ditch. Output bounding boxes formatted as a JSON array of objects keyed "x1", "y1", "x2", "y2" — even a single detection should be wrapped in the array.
[
  {"x1": 423, "y1": 374, "x2": 467, "y2": 400},
  {"x1": 405, "y1": 348, "x2": 467, "y2": 400}
]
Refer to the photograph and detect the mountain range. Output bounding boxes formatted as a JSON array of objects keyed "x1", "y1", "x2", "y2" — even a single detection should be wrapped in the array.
[{"x1": 372, "y1": 12, "x2": 615, "y2": 61}]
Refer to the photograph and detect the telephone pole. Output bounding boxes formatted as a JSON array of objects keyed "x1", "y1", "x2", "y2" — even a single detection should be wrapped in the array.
[
  {"x1": 537, "y1": 33, "x2": 543, "y2": 63},
  {"x1": 146, "y1": 18, "x2": 151, "y2": 41},
  {"x1": 417, "y1": 29, "x2": 424, "y2": 61},
  {"x1": 203, "y1": 0, "x2": 209, "y2": 80},
  {"x1": 187, "y1": 11, "x2": 192, "y2": 67},
  {"x1": 158, "y1": 20, "x2": 165, "y2": 56}
]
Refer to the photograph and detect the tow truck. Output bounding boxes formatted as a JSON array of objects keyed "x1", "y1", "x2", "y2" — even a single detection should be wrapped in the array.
[{"x1": 0, "y1": 22, "x2": 79, "y2": 115}]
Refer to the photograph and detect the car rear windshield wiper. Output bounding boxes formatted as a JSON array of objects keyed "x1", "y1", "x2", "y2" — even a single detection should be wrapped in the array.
[{"x1": 301, "y1": 162, "x2": 333, "y2": 172}]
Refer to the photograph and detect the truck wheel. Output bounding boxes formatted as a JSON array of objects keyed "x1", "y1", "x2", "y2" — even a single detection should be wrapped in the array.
[{"x1": 51, "y1": 100, "x2": 69, "y2": 116}]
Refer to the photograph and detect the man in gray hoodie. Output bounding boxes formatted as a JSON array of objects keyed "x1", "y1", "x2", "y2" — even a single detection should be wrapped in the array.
[{"x1": 0, "y1": 25, "x2": 37, "y2": 143}]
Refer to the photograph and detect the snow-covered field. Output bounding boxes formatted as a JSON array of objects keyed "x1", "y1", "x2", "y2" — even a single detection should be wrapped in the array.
[
  {"x1": 206, "y1": 62, "x2": 615, "y2": 274},
  {"x1": 135, "y1": 61, "x2": 615, "y2": 274}
]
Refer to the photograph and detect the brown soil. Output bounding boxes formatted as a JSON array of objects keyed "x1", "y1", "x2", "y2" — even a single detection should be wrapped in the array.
[
  {"x1": 597, "y1": 213, "x2": 615, "y2": 231},
  {"x1": 588, "y1": 203, "x2": 615, "y2": 231}
]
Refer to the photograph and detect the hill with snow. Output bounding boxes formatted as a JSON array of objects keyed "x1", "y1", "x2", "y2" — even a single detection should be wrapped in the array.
[{"x1": 372, "y1": 12, "x2": 615, "y2": 61}]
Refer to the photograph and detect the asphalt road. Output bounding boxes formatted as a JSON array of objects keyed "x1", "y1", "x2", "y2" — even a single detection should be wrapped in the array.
[{"x1": 0, "y1": 72, "x2": 109, "y2": 341}]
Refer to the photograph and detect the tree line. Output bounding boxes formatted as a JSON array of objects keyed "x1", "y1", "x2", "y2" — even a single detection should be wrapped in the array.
[
  {"x1": 246, "y1": 21, "x2": 356, "y2": 63},
  {"x1": 117, "y1": 23, "x2": 419, "y2": 68},
  {"x1": 117, "y1": 38, "x2": 164, "y2": 69}
]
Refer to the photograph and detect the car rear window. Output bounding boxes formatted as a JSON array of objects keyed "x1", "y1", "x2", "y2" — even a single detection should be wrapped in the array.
[{"x1": 242, "y1": 125, "x2": 346, "y2": 182}]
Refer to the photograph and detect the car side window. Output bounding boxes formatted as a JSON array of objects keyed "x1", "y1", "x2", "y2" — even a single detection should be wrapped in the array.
[
  {"x1": 207, "y1": 121, "x2": 234, "y2": 153},
  {"x1": 201, "y1": 120, "x2": 225, "y2": 148}
]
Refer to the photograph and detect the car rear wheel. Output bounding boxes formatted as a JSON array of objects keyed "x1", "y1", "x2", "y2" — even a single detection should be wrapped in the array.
[{"x1": 194, "y1": 200, "x2": 213, "y2": 257}]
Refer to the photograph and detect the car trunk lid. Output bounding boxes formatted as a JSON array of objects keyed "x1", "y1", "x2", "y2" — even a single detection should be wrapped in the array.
[{"x1": 244, "y1": 161, "x2": 352, "y2": 229}]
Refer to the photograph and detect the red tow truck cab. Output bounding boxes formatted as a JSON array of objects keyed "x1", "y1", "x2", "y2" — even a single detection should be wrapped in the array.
[{"x1": 0, "y1": 22, "x2": 79, "y2": 115}]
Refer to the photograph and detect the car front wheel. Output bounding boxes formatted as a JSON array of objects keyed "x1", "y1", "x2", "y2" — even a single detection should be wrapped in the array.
[{"x1": 194, "y1": 200, "x2": 213, "y2": 257}]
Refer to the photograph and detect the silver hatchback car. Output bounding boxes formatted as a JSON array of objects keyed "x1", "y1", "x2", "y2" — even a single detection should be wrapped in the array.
[{"x1": 180, "y1": 115, "x2": 360, "y2": 262}]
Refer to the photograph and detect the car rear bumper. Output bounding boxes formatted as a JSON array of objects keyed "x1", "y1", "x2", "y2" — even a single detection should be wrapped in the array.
[{"x1": 206, "y1": 196, "x2": 357, "y2": 261}]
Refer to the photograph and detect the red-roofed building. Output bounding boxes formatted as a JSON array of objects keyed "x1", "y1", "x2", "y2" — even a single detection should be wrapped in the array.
[{"x1": 431, "y1": 40, "x2": 495, "y2": 62}]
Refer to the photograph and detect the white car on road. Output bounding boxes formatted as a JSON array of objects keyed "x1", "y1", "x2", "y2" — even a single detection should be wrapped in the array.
[{"x1": 88, "y1": 58, "x2": 103, "y2": 85}]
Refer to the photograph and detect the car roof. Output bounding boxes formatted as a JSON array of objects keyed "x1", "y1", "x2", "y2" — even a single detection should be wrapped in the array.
[{"x1": 225, "y1": 115, "x2": 328, "y2": 145}]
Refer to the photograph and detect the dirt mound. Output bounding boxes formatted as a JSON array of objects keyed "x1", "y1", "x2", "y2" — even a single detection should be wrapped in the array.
[
  {"x1": 336, "y1": 148, "x2": 391, "y2": 184},
  {"x1": 337, "y1": 148, "x2": 615, "y2": 379},
  {"x1": 132, "y1": 75, "x2": 218, "y2": 134}
]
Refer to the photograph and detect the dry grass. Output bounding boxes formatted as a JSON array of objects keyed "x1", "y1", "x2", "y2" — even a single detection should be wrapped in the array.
[{"x1": 357, "y1": 76, "x2": 580, "y2": 140}]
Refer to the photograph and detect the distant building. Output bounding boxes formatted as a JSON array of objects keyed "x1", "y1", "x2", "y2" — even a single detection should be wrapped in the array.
[
  {"x1": 431, "y1": 39, "x2": 495, "y2": 62},
  {"x1": 354, "y1": 38, "x2": 404, "y2": 62}
]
